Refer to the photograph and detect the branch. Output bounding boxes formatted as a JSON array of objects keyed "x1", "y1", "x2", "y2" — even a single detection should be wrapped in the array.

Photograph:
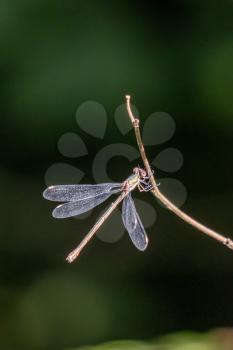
[{"x1": 125, "y1": 95, "x2": 233, "y2": 251}]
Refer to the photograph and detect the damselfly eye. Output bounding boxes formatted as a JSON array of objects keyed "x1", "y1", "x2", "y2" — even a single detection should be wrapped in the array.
[
  {"x1": 139, "y1": 168, "x2": 147, "y2": 178},
  {"x1": 133, "y1": 167, "x2": 139, "y2": 175}
]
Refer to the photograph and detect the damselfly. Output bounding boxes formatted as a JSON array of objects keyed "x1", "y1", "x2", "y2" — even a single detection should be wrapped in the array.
[{"x1": 43, "y1": 167, "x2": 152, "y2": 262}]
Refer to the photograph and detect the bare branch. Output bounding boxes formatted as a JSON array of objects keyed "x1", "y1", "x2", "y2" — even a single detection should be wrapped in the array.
[{"x1": 126, "y1": 95, "x2": 233, "y2": 251}]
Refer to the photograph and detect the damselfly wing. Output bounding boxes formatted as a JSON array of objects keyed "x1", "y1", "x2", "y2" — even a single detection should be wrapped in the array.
[
  {"x1": 122, "y1": 193, "x2": 148, "y2": 251},
  {"x1": 43, "y1": 183, "x2": 121, "y2": 218},
  {"x1": 43, "y1": 183, "x2": 122, "y2": 202}
]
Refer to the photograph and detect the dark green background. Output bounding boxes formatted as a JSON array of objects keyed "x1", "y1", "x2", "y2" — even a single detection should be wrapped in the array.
[{"x1": 1, "y1": 1, "x2": 233, "y2": 349}]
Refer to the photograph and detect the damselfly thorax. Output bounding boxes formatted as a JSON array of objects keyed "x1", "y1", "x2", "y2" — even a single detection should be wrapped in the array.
[{"x1": 43, "y1": 167, "x2": 152, "y2": 262}]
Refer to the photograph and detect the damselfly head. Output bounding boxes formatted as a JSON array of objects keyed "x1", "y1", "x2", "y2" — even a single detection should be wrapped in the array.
[{"x1": 133, "y1": 167, "x2": 147, "y2": 178}]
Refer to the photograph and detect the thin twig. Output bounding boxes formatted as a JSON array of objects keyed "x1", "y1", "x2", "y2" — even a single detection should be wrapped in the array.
[{"x1": 125, "y1": 95, "x2": 233, "y2": 250}]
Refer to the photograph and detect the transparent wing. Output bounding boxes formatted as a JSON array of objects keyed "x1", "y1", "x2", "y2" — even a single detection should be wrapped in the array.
[
  {"x1": 43, "y1": 183, "x2": 121, "y2": 202},
  {"x1": 52, "y1": 191, "x2": 114, "y2": 219},
  {"x1": 122, "y1": 193, "x2": 148, "y2": 251}
]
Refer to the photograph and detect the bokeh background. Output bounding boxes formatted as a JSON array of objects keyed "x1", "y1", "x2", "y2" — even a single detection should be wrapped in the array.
[{"x1": 1, "y1": 0, "x2": 233, "y2": 349}]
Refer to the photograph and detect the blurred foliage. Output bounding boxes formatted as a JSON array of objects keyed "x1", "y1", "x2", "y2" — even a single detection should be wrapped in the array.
[{"x1": 67, "y1": 329, "x2": 233, "y2": 350}]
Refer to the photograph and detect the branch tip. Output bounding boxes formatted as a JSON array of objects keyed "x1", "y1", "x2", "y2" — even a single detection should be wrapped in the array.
[{"x1": 224, "y1": 238, "x2": 233, "y2": 250}]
